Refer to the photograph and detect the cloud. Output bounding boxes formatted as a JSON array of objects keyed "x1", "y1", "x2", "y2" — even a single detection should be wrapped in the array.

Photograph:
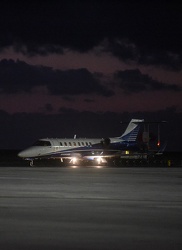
[
  {"x1": 84, "y1": 98, "x2": 94, "y2": 103},
  {"x1": 47, "y1": 68, "x2": 114, "y2": 97},
  {"x1": 138, "y1": 51, "x2": 182, "y2": 71},
  {"x1": 0, "y1": 59, "x2": 114, "y2": 96},
  {"x1": 105, "y1": 39, "x2": 182, "y2": 71},
  {"x1": 0, "y1": 2, "x2": 182, "y2": 70},
  {"x1": 59, "y1": 107, "x2": 79, "y2": 114},
  {"x1": 0, "y1": 1, "x2": 104, "y2": 54},
  {"x1": 104, "y1": 39, "x2": 139, "y2": 62},
  {"x1": 0, "y1": 59, "x2": 180, "y2": 98},
  {"x1": 114, "y1": 69, "x2": 181, "y2": 93},
  {"x1": 44, "y1": 103, "x2": 54, "y2": 113}
]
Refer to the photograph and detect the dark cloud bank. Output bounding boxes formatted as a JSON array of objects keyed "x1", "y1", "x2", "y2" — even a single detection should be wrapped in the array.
[
  {"x1": 114, "y1": 69, "x2": 181, "y2": 93},
  {"x1": 0, "y1": 59, "x2": 113, "y2": 96},
  {"x1": 0, "y1": 59, "x2": 180, "y2": 95},
  {"x1": 0, "y1": 1, "x2": 182, "y2": 70}
]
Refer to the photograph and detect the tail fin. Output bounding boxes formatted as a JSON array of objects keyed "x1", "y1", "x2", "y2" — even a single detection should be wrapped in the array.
[{"x1": 119, "y1": 119, "x2": 144, "y2": 141}]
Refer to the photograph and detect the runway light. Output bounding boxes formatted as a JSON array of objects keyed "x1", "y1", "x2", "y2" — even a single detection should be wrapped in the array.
[{"x1": 157, "y1": 141, "x2": 160, "y2": 147}]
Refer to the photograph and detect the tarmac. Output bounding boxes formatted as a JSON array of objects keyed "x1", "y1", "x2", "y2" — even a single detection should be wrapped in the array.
[{"x1": 0, "y1": 166, "x2": 182, "y2": 250}]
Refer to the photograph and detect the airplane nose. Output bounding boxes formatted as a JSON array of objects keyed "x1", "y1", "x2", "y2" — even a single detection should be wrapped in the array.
[
  {"x1": 18, "y1": 147, "x2": 39, "y2": 158},
  {"x1": 18, "y1": 149, "x2": 32, "y2": 158},
  {"x1": 18, "y1": 151, "x2": 25, "y2": 158}
]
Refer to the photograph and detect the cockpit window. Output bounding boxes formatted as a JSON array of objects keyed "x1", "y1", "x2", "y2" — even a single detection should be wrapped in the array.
[{"x1": 32, "y1": 140, "x2": 51, "y2": 146}]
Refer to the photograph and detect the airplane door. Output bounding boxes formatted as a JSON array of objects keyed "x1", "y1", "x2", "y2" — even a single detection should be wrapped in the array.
[{"x1": 52, "y1": 139, "x2": 59, "y2": 152}]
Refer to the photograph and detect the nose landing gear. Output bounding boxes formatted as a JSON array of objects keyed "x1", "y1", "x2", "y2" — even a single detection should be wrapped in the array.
[{"x1": 30, "y1": 160, "x2": 34, "y2": 167}]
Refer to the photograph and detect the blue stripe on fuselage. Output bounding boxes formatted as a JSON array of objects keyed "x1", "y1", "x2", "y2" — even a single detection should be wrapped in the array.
[{"x1": 40, "y1": 141, "x2": 139, "y2": 158}]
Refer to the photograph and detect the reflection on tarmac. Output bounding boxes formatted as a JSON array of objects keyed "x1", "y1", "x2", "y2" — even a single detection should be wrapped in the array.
[{"x1": 0, "y1": 166, "x2": 182, "y2": 250}]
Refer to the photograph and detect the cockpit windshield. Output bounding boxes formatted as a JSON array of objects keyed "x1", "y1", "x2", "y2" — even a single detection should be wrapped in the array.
[{"x1": 32, "y1": 140, "x2": 51, "y2": 146}]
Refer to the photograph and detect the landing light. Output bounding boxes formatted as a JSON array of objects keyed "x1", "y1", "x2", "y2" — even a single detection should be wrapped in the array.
[
  {"x1": 95, "y1": 156, "x2": 107, "y2": 164},
  {"x1": 96, "y1": 157, "x2": 102, "y2": 164},
  {"x1": 70, "y1": 157, "x2": 78, "y2": 164}
]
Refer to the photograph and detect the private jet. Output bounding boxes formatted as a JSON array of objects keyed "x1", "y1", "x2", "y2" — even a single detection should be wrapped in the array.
[{"x1": 18, "y1": 119, "x2": 144, "y2": 166}]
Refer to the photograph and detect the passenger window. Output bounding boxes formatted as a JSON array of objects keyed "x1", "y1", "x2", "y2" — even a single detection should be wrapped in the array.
[
  {"x1": 73, "y1": 142, "x2": 76, "y2": 146},
  {"x1": 82, "y1": 142, "x2": 84, "y2": 146},
  {"x1": 69, "y1": 142, "x2": 72, "y2": 146},
  {"x1": 64, "y1": 142, "x2": 67, "y2": 146},
  {"x1": 78, "y1": 142, "x2": 81, "y2": 146},
  {"x1": 60, "y1": 142, "x2": 63, "y2": 146},
  {"x1": 89, "y1": 142, "x2": 92, "y2": 146},
  {"x1": 86, "y1": 142, "x2": 88, "y2": 146}
]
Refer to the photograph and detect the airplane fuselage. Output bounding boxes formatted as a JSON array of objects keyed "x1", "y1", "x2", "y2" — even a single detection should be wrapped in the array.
[
  {"x1": 18, "y1": 119, "x2": 144, "y2": 165},
  {"x1": 18, "y1": 137, "x2": 138, "y2": 160}
]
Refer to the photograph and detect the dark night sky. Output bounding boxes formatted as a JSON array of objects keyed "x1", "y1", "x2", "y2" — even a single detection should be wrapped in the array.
[{"x1": 0, "y1": 1, "x2": 182, "y2": 150}]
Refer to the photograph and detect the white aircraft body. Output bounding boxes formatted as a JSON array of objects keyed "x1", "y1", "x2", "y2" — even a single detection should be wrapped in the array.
[{"x1": 18, "y1": 119, "x2": 144, "y2": 166}]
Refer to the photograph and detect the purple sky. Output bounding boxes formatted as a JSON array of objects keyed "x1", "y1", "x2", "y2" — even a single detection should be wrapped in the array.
[{"x1": 0, "y1": 1, "x2": 182, "y2": 150}]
